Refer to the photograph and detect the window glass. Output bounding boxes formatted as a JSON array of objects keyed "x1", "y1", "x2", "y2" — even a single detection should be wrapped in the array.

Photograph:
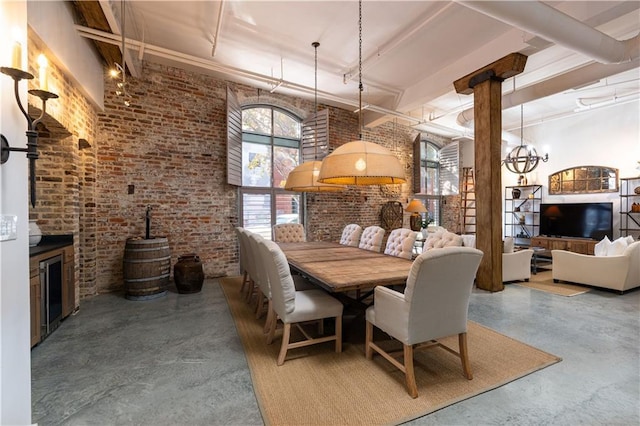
[
  {"x1": 418, "y1": 140, "x2": 441, "y2": 226},
  {"x1": 242, "y1": 107, "x2": 272, "y2": 134},
  {"x1": 240, "y1": 106, "x2": 303, "y2": 235}
]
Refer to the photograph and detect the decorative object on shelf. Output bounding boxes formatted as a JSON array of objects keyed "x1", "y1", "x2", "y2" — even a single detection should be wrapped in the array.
[
  {"x1": 634, "y1": 186, "x2": 640, "y2": 195},
  {"x1": 517, "y1": 174, "x2": 527, "y2": 185},
  {"x1": 405, "y1": 199, "x2": 427, "y2": 231},
  {"x1": 317, "y1": 0, "x2": 405, "y2": 186},
  {"x1": 174, "y1": 253, "x2": 204, "y2": 294},
  {"x1": 511, "y1": 188, "x2": 521, "y2": 199},
  {"x1": 284, "y1": 42, "x2": 344, "y2": 193},
  {"x1": 28, "y1": 219, "x2": 42, "y2": 247},
  {"x1": 1, "y1": 53, "x2": 59, "y2": 207},
  {"x1": 549, "y1": 166, "x2": 618, "y2": 194}
]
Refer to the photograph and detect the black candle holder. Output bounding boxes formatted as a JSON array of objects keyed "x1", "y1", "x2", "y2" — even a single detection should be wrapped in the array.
[{"x1": 0, "y1": 66, "x2": 58, "y2": 207}]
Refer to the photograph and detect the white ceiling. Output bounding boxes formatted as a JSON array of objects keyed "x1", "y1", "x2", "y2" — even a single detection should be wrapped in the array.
[{"x1": 81, "y1": 1, "x2": 640, "y2": 143}]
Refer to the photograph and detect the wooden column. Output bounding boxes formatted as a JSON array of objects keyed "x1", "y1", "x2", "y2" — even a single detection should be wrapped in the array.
[{"x1": 453, "y1": 53, "x2": 527, "y2": 292}]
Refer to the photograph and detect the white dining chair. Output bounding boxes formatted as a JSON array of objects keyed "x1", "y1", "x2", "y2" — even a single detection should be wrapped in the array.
[
  {"x1": 359, "y1": 226, "x2": 385, "y2": 252},
  {"x1": 237, "y1": 229, "x2": 258, "y2": 304},
  {"x1": 365, "y1": 246, "x2": 483, "y2": 398},
  {"x1": 340, "y1": 224, "x2": 363, "y2": 247},
  {"x1": 257, "y1": 238, "x2": 343, "y2": 365},
  {"x1": 273, "y1": 223, "x2": 306, "y2": 243},
  {"x1": 383, "y1": 228, "x2": 417, "y2": 260},
  {"x1": 234, "y1": 227, "x2": 251, "y2": 296}
]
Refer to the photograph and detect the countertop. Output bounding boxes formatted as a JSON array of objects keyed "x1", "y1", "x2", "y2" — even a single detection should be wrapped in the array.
[{"x1": 29, "y1": 234, "x2": 73, "y2": 257}]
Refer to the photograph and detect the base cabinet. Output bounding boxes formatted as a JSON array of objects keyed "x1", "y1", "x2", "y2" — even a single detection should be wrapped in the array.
[
  {"x1": 30, "y1": 244, "x2": 75, "y2": 348},
  {"x1": 531, "y1": 236, "x2": 596, "y2": 255}
]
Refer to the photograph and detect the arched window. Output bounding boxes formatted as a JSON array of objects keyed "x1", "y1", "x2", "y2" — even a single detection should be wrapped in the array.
[{"x1": 239, "y1": 106, "x2": 302, "y2": 239}]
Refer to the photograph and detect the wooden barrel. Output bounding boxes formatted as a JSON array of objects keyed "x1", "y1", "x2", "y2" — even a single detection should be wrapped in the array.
[{"x1": 123, "y1": 237, "x2": 171, "y2": 300}]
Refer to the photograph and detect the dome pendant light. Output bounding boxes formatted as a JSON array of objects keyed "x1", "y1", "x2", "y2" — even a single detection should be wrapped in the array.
[
  {"x1": 284, "y1": 42, "x2": 345, "y2": 192},
  {"x1": 317, "y1": 0, "x2": 406, "y2": 186}
]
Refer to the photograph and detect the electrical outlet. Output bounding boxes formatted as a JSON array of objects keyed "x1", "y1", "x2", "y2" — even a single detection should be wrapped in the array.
[{"x1": 0, "y1": 215, "x2": 18, "y2": 241}]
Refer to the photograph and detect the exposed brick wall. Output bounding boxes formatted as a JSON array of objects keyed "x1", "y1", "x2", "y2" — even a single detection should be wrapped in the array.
[
  {"x1": 27, "y1": 49, "x2": 454, "y2": 297},
  {"x1": 27, "y1": 32, "x2": 99, "y2": 303}
]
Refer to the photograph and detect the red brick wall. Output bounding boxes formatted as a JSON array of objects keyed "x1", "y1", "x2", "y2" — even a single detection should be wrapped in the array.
[{"x1": 30, "y1": 53, "x2": 453, "y2": 296}]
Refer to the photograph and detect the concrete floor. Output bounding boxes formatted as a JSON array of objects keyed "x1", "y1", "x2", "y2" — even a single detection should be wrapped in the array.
[{"x1": 31, "y1": 279, "x2": 640, "y2": 425}]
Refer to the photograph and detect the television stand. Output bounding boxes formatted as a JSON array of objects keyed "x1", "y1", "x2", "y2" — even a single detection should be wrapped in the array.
[{"x1": 530, "y1": 236, "x2": 597, "y2": 255}]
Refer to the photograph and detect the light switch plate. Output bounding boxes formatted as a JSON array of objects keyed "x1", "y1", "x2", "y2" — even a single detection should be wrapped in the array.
[{"x1": 0, "y1": 215, "x2": 18, "y2": 241}]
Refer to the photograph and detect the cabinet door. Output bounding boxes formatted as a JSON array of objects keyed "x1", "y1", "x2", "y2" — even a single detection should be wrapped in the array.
[
  {"x1": 62, "y1": 246, "x2": 75, "y2": 318},
  {"x1": 550, "y1": 240, "x2": 568, "y2": 251},
  {"x1": 30, "y1": 275, "x2": 41, "y2": 347}
]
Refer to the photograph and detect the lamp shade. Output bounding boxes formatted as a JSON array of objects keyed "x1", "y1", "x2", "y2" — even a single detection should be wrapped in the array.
[
  {"x1": 317, "y1": 140, "x2": 406, "y2": 185},
  {"x1": 284, "y1": 160, "x2": 346, "y2": 192},
  {"x1": 405, "y1": 199, "x2": 427, "y2": 213}
]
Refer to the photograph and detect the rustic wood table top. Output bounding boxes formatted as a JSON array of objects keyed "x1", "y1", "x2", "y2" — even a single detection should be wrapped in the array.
[{"x1": 278, "y1": 241, "x2": 413, "y2": 293}]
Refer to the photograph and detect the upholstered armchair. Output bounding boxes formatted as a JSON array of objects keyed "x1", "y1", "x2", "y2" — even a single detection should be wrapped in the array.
[
  {"x1": 359, "y1": 226, "x2": 385, "y2": 252},
  {"x1": 273, "y1": 223, "x2": 306, "y2": 243},
  {"x1": 384, "y1": 228, "x2": 417, "y2": 260},
  {"x1": 365, "y1": 247, "x2": 483, "y2": 398},
  {"x1": 503, "y1": 249, "x2": 534, "y2": 282},
  {"x1": 258, "y1": 238, "x2": 343, "y2": 365},
  {"x1": 340, "y1": 224, "x2": 363, "y2": 247},
  {"x1": 552, "y1": 241, "x2": 640, "y2": 292}
]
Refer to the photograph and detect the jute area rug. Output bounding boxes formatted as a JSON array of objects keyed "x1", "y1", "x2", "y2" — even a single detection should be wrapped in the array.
[
  {"x1": 515, "y1": 270, "x2": 591, "y2": 296},
  {"x1": 220, "y1": 276, "x2": 562, "y2": 425}
]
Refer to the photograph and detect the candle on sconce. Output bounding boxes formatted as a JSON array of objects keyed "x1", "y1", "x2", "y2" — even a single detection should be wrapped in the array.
[
  {"x1": 11, "y1": 41, "x2": 22, "y2": 69},
  {"x1": 37, "y1": 54, "x2": 48, "y2": 91}
]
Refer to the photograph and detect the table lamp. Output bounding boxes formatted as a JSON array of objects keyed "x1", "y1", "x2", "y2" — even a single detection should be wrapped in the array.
[{"x1": 405, "y1": 199, "x2": 427, "y2": 231}]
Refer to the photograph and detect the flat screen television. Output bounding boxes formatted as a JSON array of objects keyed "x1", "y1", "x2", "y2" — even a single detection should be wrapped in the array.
[{"x1": 540, "y1": 202, "x2": 613, "y2": 240}]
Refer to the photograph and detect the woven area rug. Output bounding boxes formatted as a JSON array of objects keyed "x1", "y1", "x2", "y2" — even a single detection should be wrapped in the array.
[
  {"x1": 220, "y1": 276, "x2": 562, "y2": 425},
  {"x1": 516, "y1": 270, "x2": 591, "y2": 296}
]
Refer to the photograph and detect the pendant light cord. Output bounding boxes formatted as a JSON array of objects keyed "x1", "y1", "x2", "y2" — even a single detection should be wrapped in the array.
[
  {"x1": 312, "y1": 41, "x2": 319, "y2": 161},
  {"x1": 358, "y1": 0, "x2": 363, "y2": 140},
  {"x1": 121, "y1": 0, "x2": 126, "y2": 86}
]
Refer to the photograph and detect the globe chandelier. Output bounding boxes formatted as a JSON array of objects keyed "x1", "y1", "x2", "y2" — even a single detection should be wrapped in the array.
[{"x1": 503, "y1": 103, "x2": 548, "y2": 174}]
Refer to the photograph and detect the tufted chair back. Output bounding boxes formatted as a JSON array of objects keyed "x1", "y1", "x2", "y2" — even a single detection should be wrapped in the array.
[
  {"x1": 423, "y1": 229, "x2": 463, "y2": 250},
  {"x1": 384, "y1": 228, "x2": 417, "y2": 260},
  {"x1": 340, "y1": 224, "x2": 363, "y2": 247},
  {"x1": 273, "y1": 223, "x2": 306, "y2": 243},
  {"x1": 359, "y1": 226, "x2": 385, "y2": 252}
]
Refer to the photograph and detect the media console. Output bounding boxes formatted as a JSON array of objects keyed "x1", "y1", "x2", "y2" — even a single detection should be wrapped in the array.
[{"x1": 530, "y1": 236, "x2": 597, "y2": 255}]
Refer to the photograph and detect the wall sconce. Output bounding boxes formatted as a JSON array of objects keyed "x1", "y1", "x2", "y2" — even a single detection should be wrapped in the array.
[
  {"x1": 78, "y1": 138, "x2": 91, "y2": 150},
  {"x1": 1, "y1": 55, "x2": 59, "y2": 207}
]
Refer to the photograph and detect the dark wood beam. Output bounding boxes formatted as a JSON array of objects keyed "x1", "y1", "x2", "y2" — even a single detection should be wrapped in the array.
[
  {"x1": 453, "y1": 52, "x2": 527, "y2": 292},
  {"x1": 70, "y1": 1, "x2": 123, "y2": 70}
]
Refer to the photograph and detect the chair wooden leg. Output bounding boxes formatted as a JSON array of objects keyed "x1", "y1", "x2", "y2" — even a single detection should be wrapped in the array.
[
  {"x1": 365, "y1": 321, "x2": 373, "y2": 359},
  {"x1": 266, "y1": 313, "x2": 278, "y2": 345},
  {"x1": 335, "y1": 316, "x2": 342, "y2": 353},
  {"x1": 240, "y1": 271, "x2": 248, "y2": 294},
  {"x1": 277, "y1": 323, "x2": 292, "y2": 366},
  {"x1": 403, "y1": 344, "x2": 418, "y2": 398},
  {"x1": 263, "y1": 300, "x2": 274, "y2": 334},
  {"x1": 255, "y1": 290, "x2": 264, "y2": 319},
  {"x1": 459, "y1": 332, "x2": 473, "y2": 380}
]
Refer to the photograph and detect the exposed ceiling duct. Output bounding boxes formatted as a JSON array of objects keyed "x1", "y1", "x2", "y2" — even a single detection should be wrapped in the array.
[
  {"x1": 456, "y1": 59, "x2": 640, "y2": 127},
  {"x1": 455, "y1": 0, "x2": 640, "y2": 130},
  {"x1": 456, "y1": 0, "x2": 640, "y2": 64}
]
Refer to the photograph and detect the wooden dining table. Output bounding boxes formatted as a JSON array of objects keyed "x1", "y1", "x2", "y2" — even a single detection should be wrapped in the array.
[{"x1": 278, "y1": 241, "x2": 413, "y2": 294}]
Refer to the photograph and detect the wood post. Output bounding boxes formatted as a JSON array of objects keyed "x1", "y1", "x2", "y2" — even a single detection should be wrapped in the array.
[{"x1": 453, "y1": 53, "x2": 527, "y2": 292}]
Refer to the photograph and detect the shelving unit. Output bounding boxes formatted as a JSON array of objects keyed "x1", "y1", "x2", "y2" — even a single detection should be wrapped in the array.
[
  {"x1": 504, "y1": 184, "x2": 542, "y2": 246},
  {"x1": 619, "y1": 177, "x2": 640, "y2": 239}
]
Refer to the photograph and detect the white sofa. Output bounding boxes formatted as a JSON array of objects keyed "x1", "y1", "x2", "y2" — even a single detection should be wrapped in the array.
[{"x1": 552, "y1": 241, "x2": 640, "y2": 293}]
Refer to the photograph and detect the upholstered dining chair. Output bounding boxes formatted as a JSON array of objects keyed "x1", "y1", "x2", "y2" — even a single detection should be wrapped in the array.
[
  {"x1": 365, "y1": 246, "x2": 483, "y2": 398},
  {"x1": 257, "y1": 238, "x2": 343, "y2": 365},
  {"x1": 273, "y1": 223, "x2": 306, "y2": 243},
  {"x1": 340, "y1": 224, "x2": 363, "y2": 247},
  {"x1": 359, "y1": 225, "x2": 385, "y2": 252},
  {"x1": 247, "y1": 232, "x2": 272, "y2": 321},
  {"x1": 236, "y1": 228, "x2": 258, "y2": 304},
  {"x1": 384, "y1": 228, "x2": 417, "y2": 260},
  {"x1": 234, "y1": 227, "x2": 251, "y2": 296}
]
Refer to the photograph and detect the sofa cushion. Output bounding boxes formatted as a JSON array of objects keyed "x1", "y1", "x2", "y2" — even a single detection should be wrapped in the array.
[
  {"x1": 594, "y1": 236, "x2": 611, "y2": 257},
  {"x1": 608, "y1": 237, "x2": 629, "y2": 256}
]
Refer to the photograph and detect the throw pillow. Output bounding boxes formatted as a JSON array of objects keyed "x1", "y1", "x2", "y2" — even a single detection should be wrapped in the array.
[
  {"x1": 503, "y1": 237, "x2": 514, "y2": 253},
  {"x1": 608, "y1": 237, "x2": 628, "y2": 256},
  {"x1": 594, "y1": 236, "x2": 611, "y2": 257},
  {"x1": 625, "y1": 235, "x2": 635, "y2": 245}
]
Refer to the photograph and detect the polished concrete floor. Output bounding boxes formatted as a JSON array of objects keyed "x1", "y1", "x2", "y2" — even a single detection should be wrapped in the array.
[{"x1": 31, "y1": 279, "x2": 640, "y2": 425}]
